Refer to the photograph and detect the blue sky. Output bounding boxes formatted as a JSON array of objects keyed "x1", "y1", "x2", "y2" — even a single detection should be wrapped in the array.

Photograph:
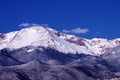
[{"x1": 0, "y1": 0, "x2": 120, "y2": 39}]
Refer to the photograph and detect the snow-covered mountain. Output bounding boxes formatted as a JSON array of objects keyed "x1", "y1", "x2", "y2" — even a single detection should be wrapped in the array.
[
  {"x1": 0, "y1": 25, "x2": 120, "y2": 55},
  {"x1": 0, "y1": 25, "x2": 120, "y2": 80}
]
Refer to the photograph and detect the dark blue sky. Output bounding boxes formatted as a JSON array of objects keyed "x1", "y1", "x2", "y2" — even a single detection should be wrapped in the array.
[{"x1": 0, "y1": 0, "x2": 120, "y2": 39}]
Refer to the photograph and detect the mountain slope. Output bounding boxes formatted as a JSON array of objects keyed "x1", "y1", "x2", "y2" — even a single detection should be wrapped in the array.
[
  {"x1": 102, "y1": 45, "x2": 120, "y2": 71},
  {"x1": 0, "y1": 49, "x2": 115, "y2": 80}
]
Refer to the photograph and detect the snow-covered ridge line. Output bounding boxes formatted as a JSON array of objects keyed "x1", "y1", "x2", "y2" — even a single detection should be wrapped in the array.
[{"x1": 0, "y1": 25, "x2": 120, "y2": 55}]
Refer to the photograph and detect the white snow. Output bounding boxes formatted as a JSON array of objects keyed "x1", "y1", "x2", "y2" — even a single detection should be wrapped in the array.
[{"x1": 0, "y1": 25, "x2": 120, "y2": 55}]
